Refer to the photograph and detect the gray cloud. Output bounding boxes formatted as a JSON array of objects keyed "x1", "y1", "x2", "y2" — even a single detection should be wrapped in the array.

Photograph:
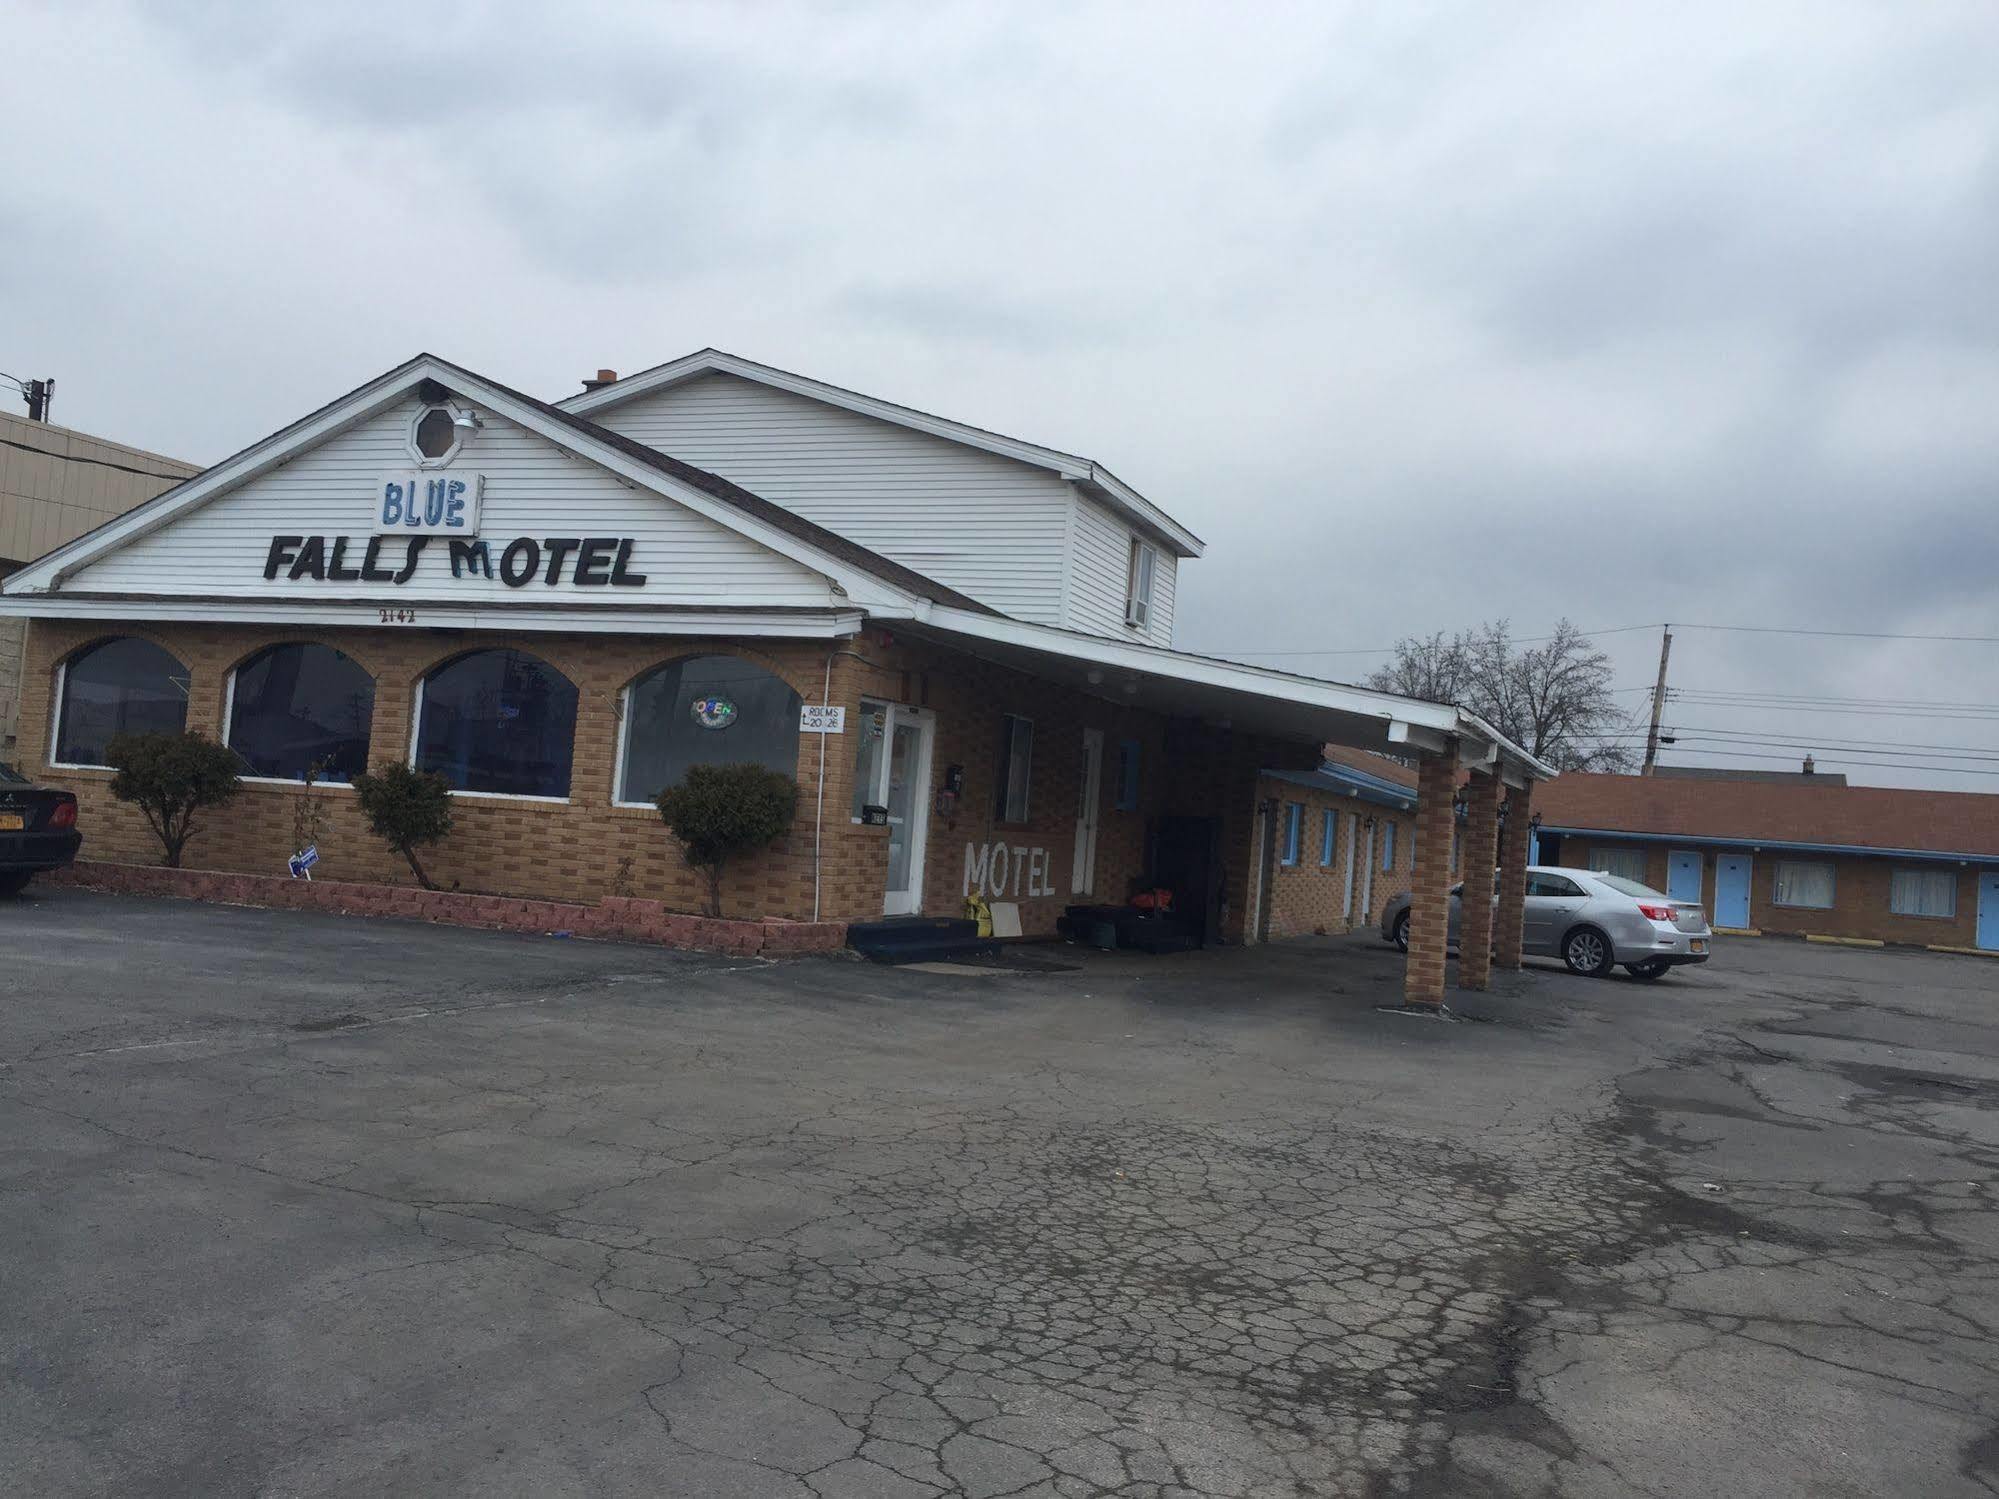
[{"x1": 7, "y1": 0, "x2": 1998, "y2": 786}]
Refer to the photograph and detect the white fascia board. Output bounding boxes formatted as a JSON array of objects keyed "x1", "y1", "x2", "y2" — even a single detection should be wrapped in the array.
[
  {"x1": 920, "y1": 604, "x2": 1557, "y2": 782},
  {"x1": 563, "y1": 349, "x2": 1206, "y2": 559},
  {"x1": 1455, "y1": 708, "x2": 1559, "y2": 783},
  {"x1": 0, "y1": 593, "x2": 868, "y2": 638},
  {"x1": 925, "y1": 605, "x2": 1463, "y2": 732},
  {"x1": 2, "y1": 356, "x2": 924, "y2": 616}
]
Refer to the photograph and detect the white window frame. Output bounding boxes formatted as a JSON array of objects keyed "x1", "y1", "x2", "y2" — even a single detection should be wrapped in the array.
[
  {"x1": 47, "y1": 644, "x2": 192, "y2": 772},
  {"x1": 220, "y1": 649, "x2": 368, "y2": 789},
  {"x1": 996, "y1": 712, "x2": 1034, "y2": 823},
  {"x1": 406, "y1": 402, "x2": 468, "y2": 469},
  {"x1": 1319, "y1": 808, "x2": 1336, "y2": 867},
  {"x1": 1380, "y1": 820, "x2": 1396, "y2": 871},
  {"x1": 1281, "y1": 802, "x2": 1302, "y2": 866},
  {"x1": 1889, "y1": 867, "x2": 1956, "y2": 919},
  {"x1": 1124, "y1": 538, "x2": 1157, "y2": 630},
  {"x1": 407, "y1": 672, "x2": 573, "y2": 805},
  {"x1": 1772, "y1": 859, "x2": 1836, "y2": 911}
]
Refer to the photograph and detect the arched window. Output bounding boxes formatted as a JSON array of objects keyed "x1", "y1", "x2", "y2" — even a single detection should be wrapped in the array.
[
  {"x1": 226, "y1": 644, "x2": 375, "y2": 783},
  {"x1": 414, "y1": 649, "x2": 577, "y2": 799},
  {"x1": 53, "y1": 638, "x2": 189, "y2": 767},
  {"x1": 617, "y1": 654, "x2": 801, "y2": 805}
]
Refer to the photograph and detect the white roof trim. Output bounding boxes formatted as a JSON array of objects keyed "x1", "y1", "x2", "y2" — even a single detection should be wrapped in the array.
[
  {"x1": 1, "y1": 355, "x2": 925, "y2": 615},
  {"x1": 0, "y1": 593, "x2": 867, "y2": 638},
  {"x1": 913, "y1": 605, "x2": 1560, "y2": 783},
  {"x1": 558, "y1": 348, "x2": 1206, "y2": 559}
]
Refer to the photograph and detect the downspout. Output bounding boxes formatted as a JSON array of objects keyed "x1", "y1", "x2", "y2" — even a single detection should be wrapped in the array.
[{"x1": 814, "y1": 651, "x2": 832, "y2": 922}]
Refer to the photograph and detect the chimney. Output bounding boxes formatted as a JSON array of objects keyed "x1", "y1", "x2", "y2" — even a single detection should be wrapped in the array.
[
  {"x1": 581, "y1": 368, "x2": 618, "y2": 392},
  {"x1": 1802, "y1": 754, "x2": 1816, "y2": 776}
]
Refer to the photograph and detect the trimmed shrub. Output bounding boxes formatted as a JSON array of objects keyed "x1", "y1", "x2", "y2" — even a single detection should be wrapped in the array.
[
  {"x1": 655, "y1": 764, "x2": 798, "y2": 917},
  {"x1": 352, "y1": 762, "x2": 454, "y2": 889},
  {"x1": 106, "y1": 731, "x2": 242, "y2": 869}
]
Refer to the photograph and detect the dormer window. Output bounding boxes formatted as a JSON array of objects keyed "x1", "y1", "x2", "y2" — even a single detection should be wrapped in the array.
[
  {"x1": 409, "y1": 405, "x2": 462, "y2": 466},
  {"x1": 1125, "y1": 538, "x2": 1157, "y2": 629}
]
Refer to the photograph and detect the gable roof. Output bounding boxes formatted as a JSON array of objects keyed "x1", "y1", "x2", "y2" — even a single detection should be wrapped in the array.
[
  {"x1": 1537, "y1": 772, "x2": 1999, "y2": 861},
  {"x1": 0, "y1": 353, "x2": 992, "y2": 617},
  {"x1": 557, "y1": 348, "x2": 1205, "y2": 559}
]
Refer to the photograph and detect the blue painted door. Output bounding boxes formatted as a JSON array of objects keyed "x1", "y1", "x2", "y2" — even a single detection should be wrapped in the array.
[
  {"x1": 1667, "y1": 850, "x2": 1703, "y2": 905},
  {"x1": 1715, "y1": 855, "x2": 1752, "y2": 929},
  {"x1": 1978, "y1": 873, "x2": 1999, "y2": 952}
]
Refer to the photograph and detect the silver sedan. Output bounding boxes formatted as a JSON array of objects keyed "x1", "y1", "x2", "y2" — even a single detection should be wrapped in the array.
[{"x1": 1379, "y1": 866, "x2": 1713, "y2": 980}]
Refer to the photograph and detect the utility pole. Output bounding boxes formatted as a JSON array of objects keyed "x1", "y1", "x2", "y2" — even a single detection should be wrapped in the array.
[{"x1": 1641, "y1": 623, "x2": 1674, "y2": 775}]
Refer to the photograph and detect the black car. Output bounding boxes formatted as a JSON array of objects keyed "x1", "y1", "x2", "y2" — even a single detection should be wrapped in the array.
[{"x1": 0, "y1": 763, "x2": 81, "y2": 895}]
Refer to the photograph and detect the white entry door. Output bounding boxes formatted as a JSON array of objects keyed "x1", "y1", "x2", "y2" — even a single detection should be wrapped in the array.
[
  {"x1": 856, "y1": 700, "x2": 936, "y2": 916},
  {"x1": 1072, "y1": 728, "x2": 1104, "y2": 894}
]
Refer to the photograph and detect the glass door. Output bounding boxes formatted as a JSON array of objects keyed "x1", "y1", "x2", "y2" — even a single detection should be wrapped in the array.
[{"x1": 854, "y1": 700, "x2": 935, "y2": 917}]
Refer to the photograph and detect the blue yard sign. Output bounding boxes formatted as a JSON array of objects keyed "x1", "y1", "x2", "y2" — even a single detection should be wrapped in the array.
[{"x1": 288, "y1": 844, "x2": 320, "y2": 880}]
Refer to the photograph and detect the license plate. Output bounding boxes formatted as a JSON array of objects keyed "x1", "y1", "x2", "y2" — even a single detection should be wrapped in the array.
[
  {"x1": 1690, "y1": 939, "x2": 1707, "y2": 954},
  {"x1": 0, "y1": 814, "x2": 21, "y2": 831}
]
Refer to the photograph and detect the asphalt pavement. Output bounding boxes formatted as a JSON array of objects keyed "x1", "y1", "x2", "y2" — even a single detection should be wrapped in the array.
[{"x1": 2, "y1": 885, "x2": 1995, "y2": 1497}]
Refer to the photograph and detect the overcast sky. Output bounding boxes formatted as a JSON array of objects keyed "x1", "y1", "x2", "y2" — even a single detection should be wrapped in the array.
[{"x1": 7, "y1": 1, "x2": 1997, "y2": 788}]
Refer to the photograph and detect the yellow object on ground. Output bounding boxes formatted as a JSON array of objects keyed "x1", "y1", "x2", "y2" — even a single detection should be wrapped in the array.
[{"x1": 963, "y1": 891, "x2": 993, "y2": 937}]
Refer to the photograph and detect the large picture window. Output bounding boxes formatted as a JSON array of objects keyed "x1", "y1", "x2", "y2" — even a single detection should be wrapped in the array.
[
  {"x1": 617, "y1": 654, "x2": 801, "y2": 805},
  {"x1": 53, "y1": 637, "x2": 189, "y2": 767},
  {"x1": 1592, "y1": 846, "x2": 1648, "y2": 883},
  {"x1": 1890, "y1": 868, "x2": 1955, "y2": 919},
  {"x1": 1773, "y1": 859, "x2": 1835, "y2": 910},
  {"x1": 414, "y1": 649, "x2": 577, "y2": 799},
  {"x1": 226, "y1": 644, "x2": 374, "y2": 783}
]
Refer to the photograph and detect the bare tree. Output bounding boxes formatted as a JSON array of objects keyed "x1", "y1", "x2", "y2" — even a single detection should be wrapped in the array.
[{"x1": 1367, "y1": 619, "x2": 1635, "y2": 771}]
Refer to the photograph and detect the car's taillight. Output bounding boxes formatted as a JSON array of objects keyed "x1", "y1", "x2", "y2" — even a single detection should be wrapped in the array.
[
  {"x1": 47, "y1": 800, "x2": 76, "y2": 829},
  {"x1": 1636, "y1": 901, "x2": 1675, "y2": 922}
]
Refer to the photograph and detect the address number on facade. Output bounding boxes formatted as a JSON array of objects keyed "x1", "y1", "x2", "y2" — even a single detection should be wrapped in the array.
[
  {"x1": 377, "y1": 607, "x2": 419, "y2": 625},
  {"x1": 800, "y1": 705, "x2": 846, "y2": 734}
]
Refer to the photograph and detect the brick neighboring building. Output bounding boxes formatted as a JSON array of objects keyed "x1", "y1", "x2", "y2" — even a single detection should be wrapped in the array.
[
  {"x1": 0, "y1": 349, "x2": 1552, "y2": 979},
  {"x1": 1254, "y1": 746, "x2": 1420, "y2": 940},
  {"x1": 0, "y1": 408, "x2": 198, "y2": 753},
  {"x1": 1536, "y1": 772, "x2": 1999, "y2": 953}
]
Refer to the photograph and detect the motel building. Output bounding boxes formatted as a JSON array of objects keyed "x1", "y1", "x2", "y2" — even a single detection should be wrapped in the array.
[{"x1": 0, "y1": 350, "x2": 1554, "y2": 1002}]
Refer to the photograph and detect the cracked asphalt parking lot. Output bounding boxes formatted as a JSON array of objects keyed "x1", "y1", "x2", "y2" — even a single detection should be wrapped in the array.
[{"x1": 4, "y1": 889, "x2": 1998, "y2": 1497}]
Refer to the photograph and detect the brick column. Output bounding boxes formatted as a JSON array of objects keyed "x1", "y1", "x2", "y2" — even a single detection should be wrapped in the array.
[
  {"x1": 1457, "y1": 771, "x2": 1502, "y2": 989},
  {"x1": 1494, "y1": 780, "x2": 1535, "y2": 970},
  {"x1": 1403, "y1": 751, "x2": 1458, "y2": 1007}
]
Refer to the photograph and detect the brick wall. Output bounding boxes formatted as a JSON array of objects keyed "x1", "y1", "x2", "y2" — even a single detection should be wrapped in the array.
[
  {"x1": 1256, "y1": 778, "x2": 1416, "y2": 941},
  {"x1": 19, "y1": 617, "x2": 1312, "y2": 935},
  {"x1": 1555, "y1": 839, "x2": 1988, "y2": 949}
]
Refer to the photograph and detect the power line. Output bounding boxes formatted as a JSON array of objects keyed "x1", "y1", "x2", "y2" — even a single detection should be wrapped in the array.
[
  {"x1": 1669, "y1": 687, "x2": 1999, "y2": 710},
  {"x1": 1203, "y1": 620, "x2": 1999, "y2": 658}
]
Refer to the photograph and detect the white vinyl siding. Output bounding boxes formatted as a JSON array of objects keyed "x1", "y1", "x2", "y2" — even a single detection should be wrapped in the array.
[
  {"x1": 592, "y1": 373, "x2": 1072, "y2": 624},
  {"x1": 1068, "y1": 491, "x2": 1176, "y2": 644},
  {"x1": 1773, "y1": 860, "x2": 1835, "y2": 910},
  {"x1": 63, "y1": 397, "x2": 836, "y2": 606},
  {"x1": 1890, "y1": 868, "x2": 1956, "y2": 918}
]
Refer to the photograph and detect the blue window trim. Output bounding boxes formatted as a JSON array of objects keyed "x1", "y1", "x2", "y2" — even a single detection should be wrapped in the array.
[
  {"x1": 1381, "y1": 821, "x2": 1396, "y2": 871},
  {"x1": 1320, "y1": 808, "x2": 1336, "y2": 866},
  {"x1": 1282, "y1": 802, "x2": 1302, "y2": 866}
]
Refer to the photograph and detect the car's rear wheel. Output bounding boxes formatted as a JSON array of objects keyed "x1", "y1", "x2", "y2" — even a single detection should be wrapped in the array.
[
  {"x1": 0, "y1": 871, "x2": 33, "y2": 898},
  {"x1": 1562, "y1": 925, "x2": 1614, "y2": 977},
  {"x1": 1392, "y1": 911, "x2": 1410, "y2": 952},
  {"x1": 1625, "y1": 958, "x2": 1669, "y2": 981}
]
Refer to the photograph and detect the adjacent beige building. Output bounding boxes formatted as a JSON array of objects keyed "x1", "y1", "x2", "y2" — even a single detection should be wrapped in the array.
[{"x1": 0, "y1": 409, "x2": 199, "y2": 753}]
